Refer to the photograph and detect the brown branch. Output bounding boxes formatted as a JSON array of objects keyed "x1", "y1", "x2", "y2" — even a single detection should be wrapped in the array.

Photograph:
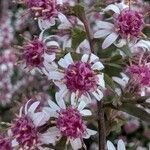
[{"x1": 97, "y1": 101, "x2": 106, "y2": 150}]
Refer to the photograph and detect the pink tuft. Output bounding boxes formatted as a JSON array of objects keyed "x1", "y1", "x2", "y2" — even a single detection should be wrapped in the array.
[{"x1": 57, "y1": 107, "x2": 86, "y2": 139}]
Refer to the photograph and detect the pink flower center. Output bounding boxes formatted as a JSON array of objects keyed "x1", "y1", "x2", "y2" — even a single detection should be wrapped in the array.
[
  {"x1": 57, "y1": 107, "x2": 86, "y2": 139},
  {"x1": 115, "y1": 9, "x2": 144, "y2": 38},
  {"x1": 127, "y1": 65, "x2": 150, "y2": 86},
  {"x1": 11, "y1": 115, "x2": 38, "y2": 149},
  {"x1": 0, "y1": 135, "x2": 12, "y2": 150},
  {"x1": 23, "y1": 39, "x2": 45, "y2": 67},
  {"x1": 26, "y1": 0, "x2": 58, "y2": 19},
  {"x1": 64, "y1": 61, "x2": 98, "y2": 94}
]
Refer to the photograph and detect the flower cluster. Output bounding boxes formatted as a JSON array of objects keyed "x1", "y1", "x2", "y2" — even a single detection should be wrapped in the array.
[{"x1": 0, "y1": 0, "x2": 150, "y2": 149}]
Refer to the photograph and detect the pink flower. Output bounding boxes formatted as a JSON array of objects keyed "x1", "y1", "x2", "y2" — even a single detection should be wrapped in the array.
[
  {"x1": 11, "y1": 100, "x2": 51, "y2": 149},
  {"x1": 0, "y1": 134, "x2": 12, "y2": 150},
  {"x1": 23, "y1": 39, "x2": 45, "y2": 68},
  {"x1": 43, "y1": 93, "x2": 97, "y2": 150},
  {"x1": 127, "y1": 65, "x2": 150, "y2": 86},
  {"x1": 94, "y1": 2, "x2": 145, "y2": 49},
  {"x1": 47, "y1": 53, "x2": 105, "y2": 102},
  {"x1": 57, "y1": 107, "x2": 87, "y2": 138},
  {"x1": 115, "y1": 9, "x2": 144, "y2": 39},
  {"x1": 26, "y1": 0, "x2": 58, "y2": 20}
]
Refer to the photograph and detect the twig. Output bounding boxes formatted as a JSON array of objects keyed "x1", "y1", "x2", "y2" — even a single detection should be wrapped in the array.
[{"x1": 97, "y1": 101, "x2": 106, "y2": 150}]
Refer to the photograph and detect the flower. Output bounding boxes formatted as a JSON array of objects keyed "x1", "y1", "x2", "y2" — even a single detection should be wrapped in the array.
[
  {"x1": 11, "y1": 100, "x2": 51, "y2": 149},
  {"x1": 0, "y1": 134, "x2": 12, "y2": 150},
  {"x1": 114, "y1": 9, "x2": 144, "y2": 39},
  {"x1": 23, "y1": 39, "x2": 45, "y2": 68},
  {"x1": 22, "y1": 38, "x2": 58, "y2": 74},
  {"x1": 48, "y1": 53, "x2": 105, "y2": 102},
  {"x1": 127, "y1": 65, "x2": 150, "y2": 86},
  {"x1": 94, "y1": 2, "x2": 144, "y2": 49},
  {"x1": 43, "y1": 93, "x2": 97, "y2": 150},
  {"x1": 107, "y1": 139, "x2": 126, "y2": 150},
  {"x1": 26, "y1": 0, "x2": 58, "y2": 20}
]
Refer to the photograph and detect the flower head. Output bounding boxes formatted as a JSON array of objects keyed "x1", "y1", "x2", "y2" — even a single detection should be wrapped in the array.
[
  {"x1": 43, "y1": 93, "x2": 97, "y2": 150},
  {"x1": 127, "y1": 65, "x2": 150, "y2": 86},
  {"x1": 23, "y1": 39, "x2": 45, "y2": 68},
  {"x1": 0, "y1": 134, "x2": 12, "y2": 150},
  {"x1": 57, "y1": 107, "x2": 86, "y2": 138},
  {"x1": 12, "y1": 115, "x2": 39, "y2": 149},
  {"x1": 64, "y1": 61, "x2": 98, "y2": 95},
  {"x1": 115, "y1": 9, "x2": 144, "y2": 39},
  {"x1": 11, "y1": 100, "x2": 50, "y2": 149},
  {"x1": 47, "y1": 53, "x2": 105, "y2": 102},
  {"x1": 26, "y1": 0, "x2": 58, "y2": 20}
]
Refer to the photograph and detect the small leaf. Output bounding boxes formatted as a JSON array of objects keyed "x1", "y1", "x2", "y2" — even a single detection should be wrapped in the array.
[
  {"x1": 120, "y1": 103, "x2": 150, "y2": 123},
  {"x1": 104, "y1": 74, "x2": 115, "y2": 89},
  {"x1": 72, "y1": 28, "x2": 86, "y2": 49}
]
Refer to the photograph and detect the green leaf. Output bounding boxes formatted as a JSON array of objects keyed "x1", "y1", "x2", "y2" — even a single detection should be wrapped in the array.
[
  {"x1": 72, "y1": 28, "x2": 86, "y2": 49},
  {"x1": 104, "y1": 74, "x2": 115, "y2": 89},
  {"x1": 120, "y1": 103, "x2": 150, "y2": 123}
]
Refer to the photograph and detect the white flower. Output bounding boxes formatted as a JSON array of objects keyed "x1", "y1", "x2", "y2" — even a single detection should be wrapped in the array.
[
  {"x1": 107, "y1": 140, "x2": 126, "y2": 150},
  {"x1": 43, "y1": 93, "x2": 97, "y2": 150},
  {"x1": 47, "y1": 53, "x2": 105, "y2": 103}
]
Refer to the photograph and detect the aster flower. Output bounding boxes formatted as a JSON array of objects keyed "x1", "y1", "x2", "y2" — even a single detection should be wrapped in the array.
[
  {"x1": 94, "y1": 2, "x2": 145, "y2": 49},
  {"x1": 107, "y1": 139, "x2": 126, "y2": 150},
  {"x1": 22, "y1": 38, "x2": 59, "y2": 74},
  {"x1": 10, "y1": 100, "x2": 52, "y2": 149},
  {"x1": 47, "y1": 53, "x2": 105, "y2": 102},
  {"x1": 0, "y1": 134, "x2": 13, "y2": 150},
  {"x1": 43, "y1": 93, "x2": 97, "y2": 150}
]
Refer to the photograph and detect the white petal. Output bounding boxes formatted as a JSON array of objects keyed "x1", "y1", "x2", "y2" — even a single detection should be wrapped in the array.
[
  {"x1": 49, "y1": 71, "x2": 64, "y2": 80},
  {"x1": 92, "y1": 62, "x2": 104, "y2": 70},
  {"x1": 71, "y1": 92, "x2": 77, "y2": 106},
  {"x1": 76, "y1": 39, "x2": 90, "y2": 54},
  {"x1": 55, "y1": 92, "x2": 66, "y2": 109},
  {"x1": 117, "y1": 140, "x2": 126, "y2": 150},
  {"x1": 96, "y1": 21, "x2": 114, "y2": 29},
  {"x1": 103, "y1": 4, "x2": 120, "y2": 14},
  {"x1": 81, "y1": 54, "x2": 89, "y2": 62},
  {"x1": 78, "y1": 94, "x2": 91, "y2": 104},
  {"x1": 58, "y1": 13, "x2": 71, "y2": 29},
  {"x1": 89, "y1": 54, "x2": 99, "y2": 63},
  {"x1": 94, "y1": 30, "x2": 111, "y2": 38},
  {"x1": 77, "y1": 101, "x2": 87, "y2": 111},
  {"x1": 28, "y1": 101, "x2": 40, "y2": 113},
  {"x1": 44, "y1": 53, "x2": 56, "y2": 63},
  {"x1": 63, "y1": 53, "x2": 74, "y2": 65},
  {"x1": 84, "y1": 129, "x2": 97, "y2": 139},
  {"x1": 48, "y1": 99, "x2": 60, "y2": 111},
  {"x1": 39, "y1": 127, "x2": 61, "y2": 144},
  {"x1": 38, "y1": 18, "x2": 55, "y2": 30},
  {"x1": 97, "y1": 73, "x2": 105, "y2": 88},
  {"x1": 70, "y1": 138, "x2": 82, "y2": 150},
  {"x1": 102, "y1": 33, "x2": 119, "y2": 49},
  {"x1": 11, "y1": 139, "x2": 19, "y2": 147},
  {"x1": 24, "y1": 100, "x2": 31, "y2": 115},
  {"x1": 43, "y1": 107, "x2": 58, "y2": 118},
  {"x1": 19, "y1": 106, "x2": 23, "y2": 117},
  {"x1": 107, "y1": 141, "x2": 116, "y2": 150},
  {"x1": 92, "y1": 90, "x2": 103, "y2": 101},
  {"x1": 31, "y1": 112, "x2": 48, "y2": 126},
  {"x1": 80, "y1": 109, "x2": 92, "y2": 116}
]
